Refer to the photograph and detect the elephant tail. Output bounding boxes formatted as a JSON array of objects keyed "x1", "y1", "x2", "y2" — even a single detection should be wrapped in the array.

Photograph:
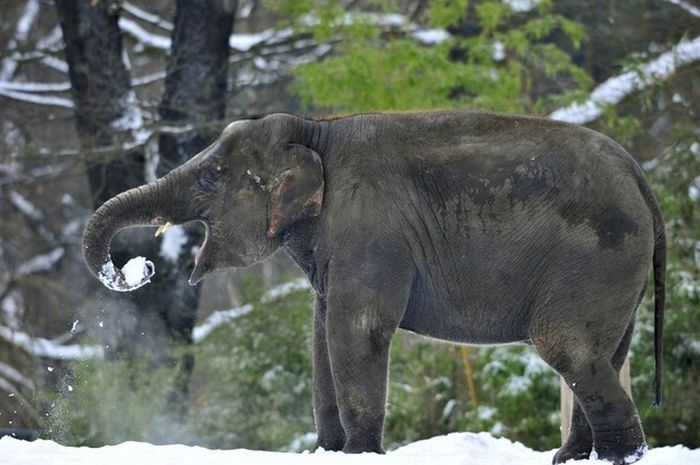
[{"x1": 651, "y1": 205, "x2": 666, "y2": 406}]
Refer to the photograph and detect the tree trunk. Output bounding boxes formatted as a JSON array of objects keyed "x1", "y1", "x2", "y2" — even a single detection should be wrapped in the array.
[
  {"x1": 158, "y1": 0, "x2": 237, "y2": 172},
  {"x1": 154, "y1": 0, "x2": 237, "y2": 408},
  {"x1": 54, "y1": 0, "x2": 204, "y2": 380},
  {"x1": 55, "y1": 0, "x2": 143, "y2": 202}
]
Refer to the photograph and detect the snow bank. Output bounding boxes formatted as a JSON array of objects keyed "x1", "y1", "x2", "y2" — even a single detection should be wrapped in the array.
[{"x1": 1, "y1": 432, "x2": 698, "y2": 465}]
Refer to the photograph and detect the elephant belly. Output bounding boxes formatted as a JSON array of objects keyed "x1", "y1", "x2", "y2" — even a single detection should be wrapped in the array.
[{"x1": 399, "y1": 276, "x2": 531, "y2": 345}]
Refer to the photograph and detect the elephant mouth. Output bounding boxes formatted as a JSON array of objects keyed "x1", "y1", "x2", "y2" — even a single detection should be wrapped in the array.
[{"x1": 189, "y1": 220, "x2": 211, "y2": 285}]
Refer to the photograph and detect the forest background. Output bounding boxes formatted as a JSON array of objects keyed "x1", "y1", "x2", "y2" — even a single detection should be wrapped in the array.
[{"x1": 0, "y1": 0, "x2": 698, "y2": 453}]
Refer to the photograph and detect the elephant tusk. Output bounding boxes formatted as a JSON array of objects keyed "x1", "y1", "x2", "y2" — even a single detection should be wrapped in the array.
[{"x1": 154, "y1": 221, "x2": 173, "y2": 237}]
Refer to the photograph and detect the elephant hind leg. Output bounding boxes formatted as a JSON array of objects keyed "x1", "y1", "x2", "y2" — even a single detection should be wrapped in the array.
[{"x1": 552, "y1": 312, "x2": 638, "y2": 464}]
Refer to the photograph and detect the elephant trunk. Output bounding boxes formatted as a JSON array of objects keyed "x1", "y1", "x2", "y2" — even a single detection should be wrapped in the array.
[{"x1": 83, "y1": 169, "x2": 188, "y2": 292}]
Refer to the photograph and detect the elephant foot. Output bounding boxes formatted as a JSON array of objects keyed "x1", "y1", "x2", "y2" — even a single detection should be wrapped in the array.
[
  {"x1": 342, "y1": 437, "x2": 385, "y2": 454},
  {"x1": 592, "y1": 427, "x2": 647, "y2": 465},
  {"x1": 315, "y1": 436, "x2": 345, "y2": 452},
  {"x1": 552, "y1": 443, "x2": 591, "y2": 463},
  {"x1": 553, "y1": 429, "x2": 592, "y2": 463}
]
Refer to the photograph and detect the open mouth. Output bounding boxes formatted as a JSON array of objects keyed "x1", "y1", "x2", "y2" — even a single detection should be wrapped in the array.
[
  {"x1": 189, "y1": 220, "x2": 211, "y2": 285},
  {"x1": 194, "y1": 220, "x2": 210, "y2": 267}
]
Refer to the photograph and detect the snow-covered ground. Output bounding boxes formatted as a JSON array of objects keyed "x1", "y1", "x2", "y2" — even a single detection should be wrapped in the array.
[{"x1": 1, "y1": 432, "x2": 698, "y2": 465}]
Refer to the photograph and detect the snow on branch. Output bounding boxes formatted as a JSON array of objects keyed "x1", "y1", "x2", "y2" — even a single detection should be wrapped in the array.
[
  {"x1": 9, "y1": 191, "x2": 43, "y2": 222},
  {"x1": 193, "y1": 304, "x2": 253, "y2": 343},
  {"x1": 193, "y1": 277, "x2": 311, "y2": 343},
  {"x1": 260, "y1": 277, "x2": 311, "y2": 302},
  {"x1": 0, "y1": 0, "x2": 40, "y2": 81},
  {"x1": 122, "y1": 2, "x2": 173, "y2": 31},
  {"x1": 8, "y1": 190, "x2": 57, "y2": 244},
  {"x1": 0, "y1": 81, "x2": 70, "y2": 92},
  {"x1": 132, "y1": 71, "x2": 166, "y2": 86},
  {"x1": 0, "y1": 325, "x2": 104, "y2": 360},
  {"x1": 664, "y1": 0, "x2": 700, "y2": 17},
  {"x1": 503, "y1": 0, "x2": 542, "y2": 13},
  {"x1": 0, "y1": 361, "x2": 34, "y2": 391},
  {"x1": 119, "y1": 17, "x2": 172, "y2": 50},
  {"x1": 550, "y1": 35, "x2": 700, "y2": 125},
  {"x1": 0, "y1": 87, "x2": 74, "y2": 108},
  {"x1": 14, "y1": 247, "x2": 65, "y2": 278}
]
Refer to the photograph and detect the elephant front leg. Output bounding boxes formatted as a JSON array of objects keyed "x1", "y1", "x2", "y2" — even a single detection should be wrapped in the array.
[
  {"x1": 325, "y1": 286, "x2": 408, "y2": 454},
  {"x1": 312, "y1": 298, "x2": 345, "y2": 451}
]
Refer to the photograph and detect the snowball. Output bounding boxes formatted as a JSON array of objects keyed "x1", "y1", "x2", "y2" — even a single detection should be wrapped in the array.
[
  {"x1": 122, "y1": 257, "x2": 151, "y2": 287},
  {"x1": 98, "y1": 257, "x2": 154, "y2": 292}
]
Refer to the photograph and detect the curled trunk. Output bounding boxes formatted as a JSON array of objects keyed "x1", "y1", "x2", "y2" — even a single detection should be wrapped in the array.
[{"x1": 83, "y1": 171, "x2": 186, "y2": 291}]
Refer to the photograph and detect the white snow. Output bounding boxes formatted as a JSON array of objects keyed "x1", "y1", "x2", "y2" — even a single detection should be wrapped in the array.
[
  {"x1": 550, "y1": 35, "x2": 700, "y2": 125},
  {"x1": 0, "y1": 325, "x2": 103, "y2": 360},
  {"x1": 260, "y1": 277, "x2": 311, "y2": 302},
  {"x1": 492, "y1": 41, "x2": 506, "y2": 61},
  {"x1": 503, "y1": 0, "x2": 542, "y2": 12},
  {"x1": 14, "y1": 247, "x2": 64, "y2": 278},
  {"x1": 159, "y1": 225, "x2": 188, "y2": 263},
  {"x1": 122, "y1": 2, "x2": 174, "y2": 30},
  {"x1": 9, "y1": 190, "x2": 44, "y2": 221},
  {"x1": 664, "y1": 0, "x2": 700, "y2": 17},
  {"x1": 193, "y1": 304, "x2": 255, "y2": 343},
  {"x1": 193, "y1": 278, "x2": 312, "y2": 343},
  {"x1": 1, "y1": 291, "x2": 23, "y2": 330},
  {"x1": 119, "y1": 18, "x2": 172, "y2": 50},
  {"x1": 0, "y1": 0, "x2": 40, "y2": 81},
  {"x1": 411, "y1": 29, "x2": 450, "y2": 45},
  {"x1": 122, "y1": 257, "x2": 152, "y2": 287},
  {"x1": 0, "y1": 81, "x2": 71, "y2": 92},
  {"x1": 0, "y1": 87, "x2": 74, "y2": 108},
  {"x1": 0, "y1": 432, "x2": 698, "y2": 465},
  {"x1": 132, "y1": 70, "x2": 166, "y2": 86},
  {"x1": 689, "y1": 175, "x2": 700, "y2": 201},
  {"x1": 40, "y1": 56, "x2": 69, "y2": 73},
  {"x1": 98, "y1": 257, "x2": 154, "y2": 292},
  {"x1": 0, "y1": 361, "x2": 34, "y2": 391},
  {"x1": 229, "y1": 28, "x2": 291, "y2": 51}
]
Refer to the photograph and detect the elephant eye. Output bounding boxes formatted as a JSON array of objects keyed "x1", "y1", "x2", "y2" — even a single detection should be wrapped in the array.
[{"x1": 198, "y1": 169, "x2": 219, "y2": 192}]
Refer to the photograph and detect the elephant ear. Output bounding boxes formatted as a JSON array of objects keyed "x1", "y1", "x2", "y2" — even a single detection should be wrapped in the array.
[{"x1": 267, "y1": 143, "x2": 324, "y2": 237}]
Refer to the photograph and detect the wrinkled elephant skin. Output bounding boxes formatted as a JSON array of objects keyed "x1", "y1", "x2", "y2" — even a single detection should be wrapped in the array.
[{"x1": 83, "y1": 112, "x2": 666, "y2": 464}]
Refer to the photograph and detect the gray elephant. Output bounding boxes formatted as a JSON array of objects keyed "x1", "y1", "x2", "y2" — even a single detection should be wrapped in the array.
[{"x1": 83, "y1": 111, "x2": 665, "y2": 464}]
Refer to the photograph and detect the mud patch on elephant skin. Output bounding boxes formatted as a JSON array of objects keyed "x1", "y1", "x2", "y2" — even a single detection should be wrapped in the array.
[
  {"x1": 559, "y1": 202, "x2": 638, "y2": 251},
  {"x1": 595, "y1": 204, "x2": 638, "y2": 250}
]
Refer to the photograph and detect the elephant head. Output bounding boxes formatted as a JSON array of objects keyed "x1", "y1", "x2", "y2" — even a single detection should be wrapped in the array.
[{"x1": 83, "y1": 114, "x2": 324, "y2": 292}]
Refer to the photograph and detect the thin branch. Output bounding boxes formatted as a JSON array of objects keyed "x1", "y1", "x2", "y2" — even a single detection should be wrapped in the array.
[
  {"x1": 0, "y1": 361, "x2": 35, "y2": 391},
  {"x1": 0, "y1": 0, "x2": 41, "y2": 81},
  {"x1": 550, "y1": 35, "x2": 700, "y2": 125},
  {"x1": 193, "y1": 278, "x2": 311, "y2": 343},
  {"x1": 14, "y1": 247, "x2": 65, "y2": 278},
  {"x1": 664, "y1": 0, "x2": 700, "y2": 18},
  {"x1": 0, "y1": 325, "x2": 104, "y2": 360},
  {"x1": 9, "y1": 190, "x2": 58, "y2": 245},
  {"x1": 121, "y1": 2, "x2": 174, "y2": 31},
  {"x1": 0, "y1": 87, "x2": 74, "y2": 108},
  {"x1": 0, "y1": 81, "x2": 71, "y2": 92}
]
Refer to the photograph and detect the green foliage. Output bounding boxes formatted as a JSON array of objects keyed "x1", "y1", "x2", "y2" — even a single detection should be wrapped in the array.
[
  {"x1": 386, "y1": 339, "x2": 560, "y2": 450},
  {"x1": 269, "y1": 0, "x2": 591, "y2": 114},
  {"x1": 39, "y1": 357, "x2": 187, "y2": 446},
  {"x1": 429, "y1": 0, "x2": 470, "y2": 29},
  {"x1": 630, "y1": 125, "x2": 700, "y2": 448},
  {"x1": 187, "y1": 279, "x2": 315, "y2": 450}
]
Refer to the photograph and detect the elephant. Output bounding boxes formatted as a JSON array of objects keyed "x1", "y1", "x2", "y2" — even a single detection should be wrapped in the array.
[{"x1": 83, "y1": 111, "x2": 665, "y2": 464}]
